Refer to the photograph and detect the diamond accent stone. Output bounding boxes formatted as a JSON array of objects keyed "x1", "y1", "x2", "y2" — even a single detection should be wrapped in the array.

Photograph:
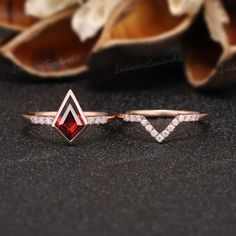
[
  {"x1": 133, "y1": 115, "x2": 142, "y2": 122},
  {"x1": 141, "y1": 119, "x2": 148, "y2": 126},
  {"x1": 162, "y1": 130, "x2": 170, "y2": 138},
  {"x1": 156, "y1": 135, "x2": 164, "y2": 143},
  {"x1": 178, "y1": 115, "x2": 185, "y2": 122},
  {"x1": 167, "y1": 124, "x2": 175, "y2": 132},
  {"x1": 95, "y1": 117, "x2": 101, "y2": 124},
  {"x1": 123, "y1": 115, "x2": 130, "y2": 122},
  {"x1": 129, "y1": 115, "x2": 135, "y2": 122},
  {"x1": 31, "y1": 116, "x2": 53, "y2": 125},
  {"x1": 124, "y1": 115, "x2": 143, "y2": 123},
  {"x1": 100, "y1": 117, "x2": 108, "y2": 124},
  {"x1": 87, "y1": 117, "x2": 108, "y2": 125},
  {"x1": 87, "y1": 117, "x2": 93, "y2": 124},
  {"x1": 96, "y1": 117, "x2": 107, "y2": 124},
  {"x1": 145, "y1": 124, "x2": 153, "y2": 132},
  {"x1": 31, "y1": 116, "x2": 39, "y2": 124},
  {"x1": 150, "y1": 130, "x2": 158, "y2": 138},
  {"x1": 191, "y1": 114, "x2": 198, "y2": 121},
  {"x1": 39, "y1": 117, "x2": 45, "y2": 125},
  {"x1": 172, "y1": 118, "x2": 180, "y2": 126},
  {"x1": 123, "y1": 112, "x2": 202, "y2": 143},
  {"x1": 45, "y1": 117, "x2": 53, "y2": 125},
  {"x1": 184, "y1": 115, "x2": 191, "y2": 122}
]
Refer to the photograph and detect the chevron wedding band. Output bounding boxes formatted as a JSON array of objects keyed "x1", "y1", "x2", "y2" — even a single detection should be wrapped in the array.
[
  {"x1": 23, "y1": 90, "x2": 114, "y2": 143},
  {"x1": 118, "y1": 110, "x2": 208, "y2": 143}
]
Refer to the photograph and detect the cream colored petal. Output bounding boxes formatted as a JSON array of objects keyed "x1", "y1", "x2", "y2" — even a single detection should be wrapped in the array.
[
  {"x1": 72, "y1": 0, "x2": 123, "y2": 42},
  {"x1": 204, "y1": 0, "x2": 230, "y2": 49},
  {"x1": 167, "y1": 0, "x2": 203, "y2": 16},
  {"x1": 25, "y1": 0, "x2": 77, "y2": 18}
]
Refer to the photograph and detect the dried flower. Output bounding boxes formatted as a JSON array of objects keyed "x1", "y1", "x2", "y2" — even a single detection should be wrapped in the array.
[
  {"x1": 0, "y1": 0, "x2": 235, "y2": 88},
  {"x1": 25, "y1": 0, "x2": 123, "y2": 41}
]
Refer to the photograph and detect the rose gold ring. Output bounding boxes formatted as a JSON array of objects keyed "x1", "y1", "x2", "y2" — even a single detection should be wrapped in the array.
[
  {"x1": 117, "y1": 110, "x2": 208, "y2": 143},
  {"x1": 23, "y1": 90, "x2": 115, "y2": 143}
]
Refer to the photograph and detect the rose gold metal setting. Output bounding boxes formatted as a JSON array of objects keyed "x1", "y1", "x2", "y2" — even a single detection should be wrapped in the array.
[
  {"x1": 23, "y1": 90, "x2": 115, "y2": 144},
  {"x1": 118, "y1": 110, "x2": 208, "y2": 143},
  {"x1": 23, "y1": 90, "x2": 208, "y2": 144}
]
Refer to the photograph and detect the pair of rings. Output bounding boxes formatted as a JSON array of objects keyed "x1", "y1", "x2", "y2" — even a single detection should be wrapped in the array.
[{"x1": 23, "y1": 90, "x2": 208, "y2": 144}]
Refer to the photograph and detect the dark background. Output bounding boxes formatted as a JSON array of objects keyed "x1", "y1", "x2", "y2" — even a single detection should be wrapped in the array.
[{"x1": 0, "y1": 57, "x2": 235, "y2": 236}]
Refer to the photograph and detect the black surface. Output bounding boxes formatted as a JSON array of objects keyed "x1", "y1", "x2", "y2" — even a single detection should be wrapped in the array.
[{"x1": 0, "y1": 57, "x2": 235, "y2": 236}]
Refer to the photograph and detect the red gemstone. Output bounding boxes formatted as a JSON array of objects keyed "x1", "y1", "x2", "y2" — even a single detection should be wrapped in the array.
[
  {"x1": 55, "y1": 111, "x2": 86, "y2": 141},
  {"x1": 53, "y1": 90, "x2": 87, "y2": 143}
]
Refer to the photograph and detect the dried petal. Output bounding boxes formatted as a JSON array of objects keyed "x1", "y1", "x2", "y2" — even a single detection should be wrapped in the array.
[
  {"x1": 90, "y1": 0, "x2": 195, "y2": 70},
  {"x1": 1, "y1": 9, "x2": 99, "y2": 77},
  {"x1": 0, "y1": 28, "x2": 16, "y2": 46},
  {"x1": 223, "y1": 0, "x2": 236, "y2": 47},
  {"x1": 94, "y1": 0, "x2": 194, "y2": 50},
  {"x1": 25, "y1": 0, "x2": 77, "y2": 18},
  {"x1": 184, "y1": 0, "x2": 236, "y2": 87},
  {"x1": 72, "y1": 0, "x2": 123, "y2": 42},
  {"x1": 0, "y1": 0, "x2": 37, "y2": 31},
  {"x1": 204, "y1": 0, "x2": 230, "y2": 48},
  {"x1": 185, "y1": 18, "x2": 223, "y2": 87},
  {"x1": 167, "y1": 0, "x2": 203, "y2": 16}
]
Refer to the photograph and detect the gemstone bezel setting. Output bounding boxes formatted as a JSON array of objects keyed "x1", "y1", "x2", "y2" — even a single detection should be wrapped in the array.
[{"x1": 52, "y1": 90, "x2": 88, "y2": 143}]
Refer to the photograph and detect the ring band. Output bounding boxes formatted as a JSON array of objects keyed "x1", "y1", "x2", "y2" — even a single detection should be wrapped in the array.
[
  {"x1": 23, "y1": 111, "x2": 112, "y2": 125},
  {"x1": 23, "y1": 90, "x2": 209, "y2": 144},
  {"x1": 118, "y1": 110, "x2": 208, "y2": 143},
  {"x1": 126, "y1": 110, "x2": 208, "y2": 119},
  {"x1": 23, "y1": 90, "x2": 114, "y2": 143}
]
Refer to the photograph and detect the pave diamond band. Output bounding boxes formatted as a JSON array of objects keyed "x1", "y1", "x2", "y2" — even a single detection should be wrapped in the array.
[
  {"x1": 26, "y1": 113, "x2": 110, "y2": 126},
  {"x1": 118, "y1": 110, "x2": 208, "y2": 143},
  {"x1": 23, "y1": 111, "x2": 113, "y2": 144}
]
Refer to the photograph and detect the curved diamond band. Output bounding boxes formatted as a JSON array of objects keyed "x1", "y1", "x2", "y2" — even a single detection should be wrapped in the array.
[{"x1": 117, "y1": 110, "x2": 208, "y2": 143}]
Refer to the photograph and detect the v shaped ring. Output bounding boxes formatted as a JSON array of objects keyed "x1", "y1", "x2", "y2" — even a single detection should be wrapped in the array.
[{"x1": 118, "y1": 110, "x2": 208, "y2": 143}]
